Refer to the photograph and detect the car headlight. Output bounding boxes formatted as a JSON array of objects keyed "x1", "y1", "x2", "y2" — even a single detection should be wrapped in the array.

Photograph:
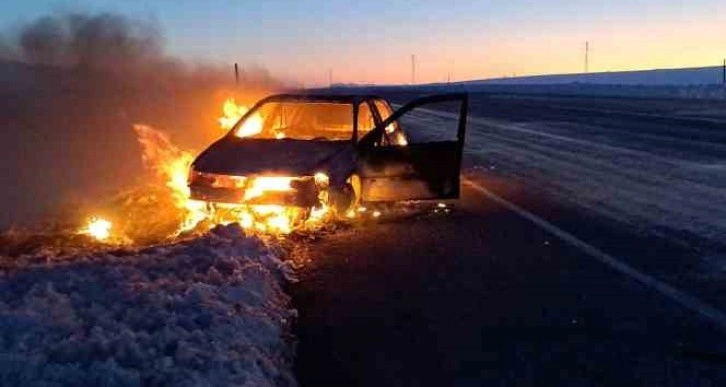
[{"x1": 189, "y1": 170, "x2": 247, "y2": 188}]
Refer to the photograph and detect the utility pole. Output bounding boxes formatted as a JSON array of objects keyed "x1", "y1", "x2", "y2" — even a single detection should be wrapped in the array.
[
  {"x1": 722, "y1": 58, "x2": 725, "y2": 86},
  {"x1": 234, "y1": 63, "x2": 239, "y2": 85},
  {"x1": 585, "y1": 41, "x2": 589, "y2": 74},
  {"x1": 328, "y1": 68, "x2": 333, "y2": 87},
  {"x1": 411, "y1": 54, "x2": 416, "y2": 85}
]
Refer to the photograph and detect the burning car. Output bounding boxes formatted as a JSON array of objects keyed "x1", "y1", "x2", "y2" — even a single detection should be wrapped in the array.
[{"x1": 188, "y1": 93, "x2": 468, "y2": 220}]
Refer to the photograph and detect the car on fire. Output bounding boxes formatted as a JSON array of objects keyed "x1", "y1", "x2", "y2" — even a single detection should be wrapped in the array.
[{"x1": 188, "y1": 93, "x2": 468, "y2": 216}]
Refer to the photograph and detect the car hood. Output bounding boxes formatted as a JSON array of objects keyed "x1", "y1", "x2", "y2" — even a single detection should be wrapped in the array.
[{"x1": 192, "y1": 138, "x2": 354, "y2": 176}]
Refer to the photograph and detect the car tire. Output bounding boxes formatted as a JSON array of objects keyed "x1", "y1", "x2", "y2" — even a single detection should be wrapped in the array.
[
  {"x1": 329, "y1": 184, "x2": 354, "y2": 214},
  {"x1": 329, "y1": 175, "x2": 361, "y2": 215}
]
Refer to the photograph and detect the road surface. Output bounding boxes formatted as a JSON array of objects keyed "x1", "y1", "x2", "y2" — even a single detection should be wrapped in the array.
[{"x1": 291, "y1": 93, "x2": 726, "y2": 386}]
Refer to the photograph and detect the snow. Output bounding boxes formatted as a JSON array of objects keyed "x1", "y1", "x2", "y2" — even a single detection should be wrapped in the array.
[
  {"x1": 466, "y1": 66, "x2": 726, "y2": 86},
  {"x1": 0, "y1": 224, "x2": 297, "y2": 386}
]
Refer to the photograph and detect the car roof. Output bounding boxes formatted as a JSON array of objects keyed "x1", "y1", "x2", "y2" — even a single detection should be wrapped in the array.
[{"x1": 259, "y1": 93, "x2": 387, "y2": 105}]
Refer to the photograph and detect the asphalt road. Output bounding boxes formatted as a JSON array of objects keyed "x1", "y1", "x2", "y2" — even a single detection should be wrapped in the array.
[
  {"x1": 404, "y1": 93, "x2": 726, "y2": 247},
  {"x1": 291, "y1": 93, "x2": 726, "y2": 386}
]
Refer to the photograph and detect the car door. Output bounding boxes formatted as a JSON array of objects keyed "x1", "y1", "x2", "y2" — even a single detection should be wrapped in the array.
[{"x1": 358, "y1": 93, "x2": 468, "y2": 202}]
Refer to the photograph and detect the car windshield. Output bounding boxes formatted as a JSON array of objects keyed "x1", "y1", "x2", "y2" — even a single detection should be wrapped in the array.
[{"x1": 231, "y1": 100, "x2": 354, "y2": 141}]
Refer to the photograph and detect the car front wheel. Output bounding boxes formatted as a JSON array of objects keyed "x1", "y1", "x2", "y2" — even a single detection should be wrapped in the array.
[{"x1": 329, "y1": 175, "x2": 361, "y2": 215}]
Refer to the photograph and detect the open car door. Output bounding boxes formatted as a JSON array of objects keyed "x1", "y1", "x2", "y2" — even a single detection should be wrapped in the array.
[{"x1": 359, "y1": 93, "x2": 468, "y2": 202}]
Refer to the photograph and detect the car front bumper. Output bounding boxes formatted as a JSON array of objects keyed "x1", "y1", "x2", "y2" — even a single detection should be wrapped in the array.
[{"x1": 189, "y1": 175, "x2": 322, "y2": 207}]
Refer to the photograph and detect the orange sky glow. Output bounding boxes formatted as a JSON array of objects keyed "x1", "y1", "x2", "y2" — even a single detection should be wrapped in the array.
[
  {"x1": 289, "y1": 14, "x2": 726, "y2": 85},
  {"x1": 6, "y1": 1, "x2": 726, "y2": 86}
]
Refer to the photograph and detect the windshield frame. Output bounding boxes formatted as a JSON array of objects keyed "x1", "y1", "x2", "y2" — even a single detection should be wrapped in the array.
[{"x1": 225, "y1": 95, "x2": 361, "y2": 142}]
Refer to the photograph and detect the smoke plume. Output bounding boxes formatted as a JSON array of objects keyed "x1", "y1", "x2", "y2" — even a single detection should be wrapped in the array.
[
  {"x1": 0, "y1": 11, "x2": 282, "y2": 229},
  {"x1": 19, "y1": 13, "x2": 161, "y2": 70}
]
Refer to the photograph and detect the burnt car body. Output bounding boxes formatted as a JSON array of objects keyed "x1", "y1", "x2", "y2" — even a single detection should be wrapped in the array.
[{"x1": 188, "y1": 93, "x2": 468, "y2": 211}]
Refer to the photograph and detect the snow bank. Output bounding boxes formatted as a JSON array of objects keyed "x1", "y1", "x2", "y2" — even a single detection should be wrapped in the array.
[{"x1": 0, "y1": 224, "x2": 297, "y2": 386}]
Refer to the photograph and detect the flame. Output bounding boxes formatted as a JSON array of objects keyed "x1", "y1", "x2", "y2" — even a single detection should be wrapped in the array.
[
  {"x1": 219, "y1": 98, "x2": 248, "y2": 130},
  {"x1": 86, "y1": 98, "x2": 338, "y2": 243},
  {"x1": 236, "y1": 113, "x2": 264, "y2": 138},
  {"x1": 219, "y1": 98, "x2": 264, "y2": 138},
  {"x1": 133, "y1": 124, "x2": 208, "y2": 234},
  {"x1": 248, "y1": 205, "x2": 295, "y2": 234},
  {"x1": 211, "y1": 203, "x2": 304, "y2": 234},
  {"x1": 70, "y1": 92, "x2": 428, "y2": 247},
  {"x1": 309, "y1": 205, "x2": 329, "y2": 221},
  {"x1": 212, "y1": 101, "x2": 329, "y2": 233},
  {"x1": 244, "y1": 177, "x2": 294, "y2": 201},
  {"x1": 82, "y1": 217, "x2": 112, "y2": 241}
]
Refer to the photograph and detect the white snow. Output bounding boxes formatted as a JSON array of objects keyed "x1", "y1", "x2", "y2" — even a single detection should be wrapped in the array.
[
  {"x1": 467, "y1": 66, "x2": 726, "y2": 86},
  {"x1": 0, "y1": 224, "x2": 297, "y2": 386}
]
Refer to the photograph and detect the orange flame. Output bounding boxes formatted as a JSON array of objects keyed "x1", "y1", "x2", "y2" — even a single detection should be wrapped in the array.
[
  {"x1": 244, "y1": 176, "x2": 294, "y2": 201},
  {"x1": 133, "y1": 124, "x2": 209, "y2": 234},
  {"x1": 219, "y1": 98, "x2": 248, "y2": 130},
  {"x1": 81, "y1": 217, "x2": 112, "y2": 241},
  {"x1": 81, "y1": 98, "x2": 334, "y2": 243},
  {"x1": 130, "y1": 98, "x2": 332, "y2": 237},
  {"x1": 219, "y1": 98, "x2": 264, "y2": 138}
]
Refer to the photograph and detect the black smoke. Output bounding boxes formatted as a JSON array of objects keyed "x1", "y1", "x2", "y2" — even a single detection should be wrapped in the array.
[
  {"x1": 21, "y1": 13, "x2": 162, "y2": 69},
  {"x1": 0, "y1": 12, "x2": 282, "y2": 229}
]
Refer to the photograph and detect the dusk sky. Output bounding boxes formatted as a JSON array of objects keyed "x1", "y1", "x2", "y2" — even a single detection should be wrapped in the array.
[{"x1": 3, "y1": 0, "x2": 725, "y2": 85}]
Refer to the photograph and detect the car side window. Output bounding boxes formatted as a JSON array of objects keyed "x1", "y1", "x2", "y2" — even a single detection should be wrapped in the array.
[
  {"x1": 374, "y1": 99, "x2": 408, "y2": 146},
  {"x1": 374, "y1": 100, "x2": 392, "y2": 122},
  {"x1": 357, "y1": 102, "x2": 376, "y2": 141}
]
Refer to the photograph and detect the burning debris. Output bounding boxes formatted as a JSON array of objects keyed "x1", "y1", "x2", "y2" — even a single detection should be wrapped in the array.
[{"x1": 80, "y1": 217, "x2": 112, "y2": 241}]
